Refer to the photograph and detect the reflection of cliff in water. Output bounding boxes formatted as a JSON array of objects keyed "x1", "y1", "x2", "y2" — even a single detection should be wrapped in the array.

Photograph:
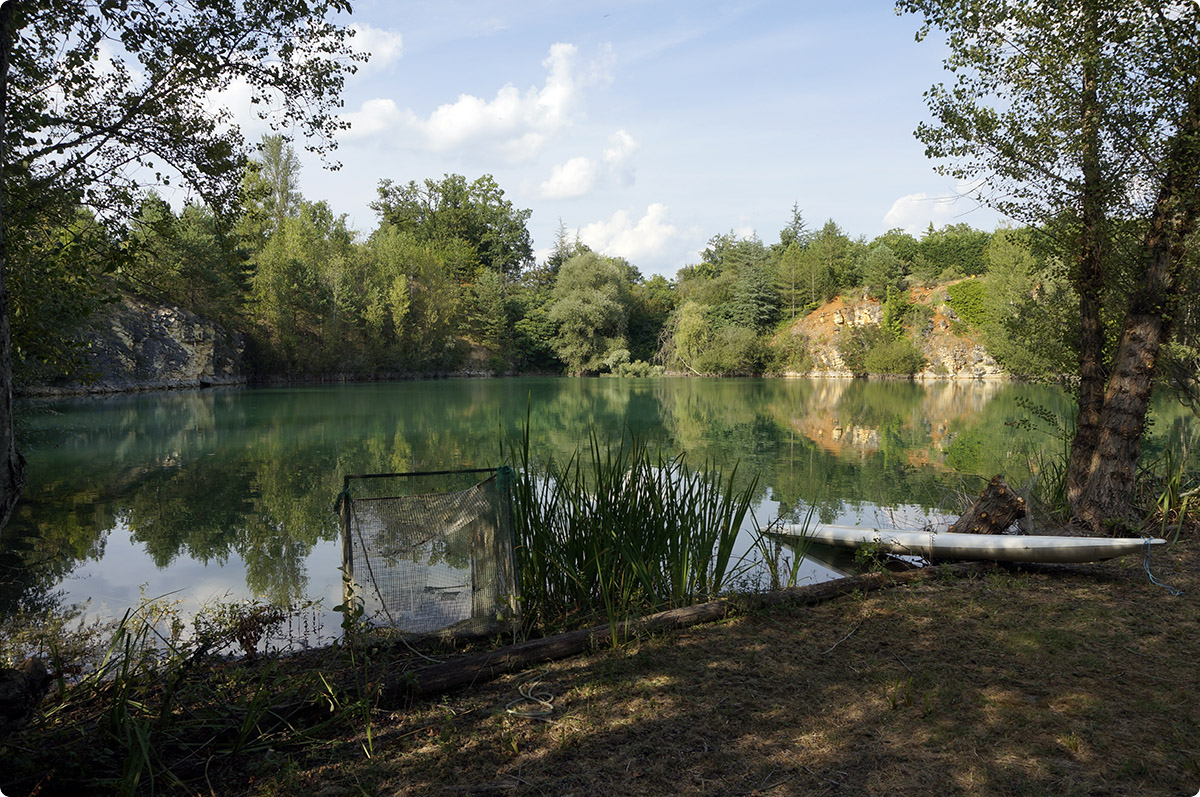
[{"x1": 778, "y1": 379, "x2": 1009, "y2": 468}]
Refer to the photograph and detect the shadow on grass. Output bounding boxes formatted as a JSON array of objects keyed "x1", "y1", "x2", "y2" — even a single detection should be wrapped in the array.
[{"x1": 316, "y1": 547, "x2": 1198, "y2": 796}]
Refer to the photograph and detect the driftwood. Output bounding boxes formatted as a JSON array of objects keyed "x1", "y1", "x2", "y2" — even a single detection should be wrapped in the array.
[
  {"x1": 948, "y1": 475, "x2": 1026, "y2": 535},
  {"x1": 391, "y1": 561, "x2": 991, "y2": 700}
]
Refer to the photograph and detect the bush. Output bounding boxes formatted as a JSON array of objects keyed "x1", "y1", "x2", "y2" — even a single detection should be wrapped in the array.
[
  {"x1": 768, "y1": 332, "x2": 813, "y2": 374},
  {"x1": 863, "y1": 337, "x2": 927, "y2": 376},
  {"x1": 609, "y1": 359, "x2": 665, "y2": 377},
  {"x1": 695, "y1": 325, "x2": 766, "y2": 375},
  {"x1": 946, "y1": 279, "x2": 989, "y2": 327},
  {"x1": 837, "y1": 325, "x2": 889, "y2": 374},
  {"x1": 838, "y1": 324, "x2": 926, "y2": 376}
]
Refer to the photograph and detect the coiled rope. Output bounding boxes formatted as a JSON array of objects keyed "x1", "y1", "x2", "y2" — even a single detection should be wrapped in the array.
[
  {"x1": 1143, "y1": 538, "x2": 1183, "y2": 597},
  {"x1": 506, "y1": 669, "x2": 556, "y2": 720}
]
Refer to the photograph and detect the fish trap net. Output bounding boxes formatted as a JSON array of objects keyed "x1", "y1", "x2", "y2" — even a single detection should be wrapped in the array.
[{"x1": 337, "y1": 467, "x2": 520, "y2": 638}]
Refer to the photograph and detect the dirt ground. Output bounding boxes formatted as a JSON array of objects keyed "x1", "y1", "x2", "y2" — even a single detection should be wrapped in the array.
[{"x1": 219, "y1": 541, "x2": 1199, "y2": 797}]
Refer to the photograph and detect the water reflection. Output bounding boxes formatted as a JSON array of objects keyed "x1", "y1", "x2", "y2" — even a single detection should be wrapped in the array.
[{"x1": 1, "y1": 378, "x2": 1188, "y2": 623}]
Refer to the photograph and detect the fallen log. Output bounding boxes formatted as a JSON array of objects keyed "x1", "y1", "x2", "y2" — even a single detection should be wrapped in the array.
[
  {"x1": 948, "y1": 475, "x2": 1026, "y2": 535},
  {"x1": 392, "y1": 561, "x2": 991, "y2": 700}
]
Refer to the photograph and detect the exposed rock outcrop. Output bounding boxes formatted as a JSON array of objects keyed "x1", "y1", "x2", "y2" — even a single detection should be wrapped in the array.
[
  {"x1": 22, "y1": 297, "x2": 245, "y2": 395},
  {"x1": 779, "y1": 289, "x2": 1007, "y2": 380}
]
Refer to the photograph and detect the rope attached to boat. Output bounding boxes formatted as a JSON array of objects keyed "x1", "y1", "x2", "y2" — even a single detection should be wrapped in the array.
[{"x1": 1143, "y1": 539, "x2": 1183, "y2": 597}]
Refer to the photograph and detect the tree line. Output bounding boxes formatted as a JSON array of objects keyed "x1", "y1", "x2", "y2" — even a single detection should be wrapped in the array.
[{"x1": 12, "y1": 139, "x2": 1110, "y2": 387}]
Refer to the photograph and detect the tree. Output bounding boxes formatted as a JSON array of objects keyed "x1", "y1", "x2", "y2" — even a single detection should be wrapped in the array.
[
  {"x1": 257, "y1": 134, "x2": 303, "y2": 231},
  {"x1": 0, "y1": 0, "x2": 361, "y2": 531},
  {"x1": 861, "y1": 243, "x2": 907, "y2": 299},
  {"x1": 778, "y1": 202, "x2": 811, "y2": 249},
  {"x1": 547, "y1": 251, "x2": 631, "y2": 375},
  {"x1": 362, "y1": 224, "x2": 464, "y2": 370},
  {"x1": 775, "y1": 241, "x2": 808, "y2": 320},
  {"x1": 371, "y1": 174, "x2": 533, "y2": 281},
  {"x1": 728, "y1": 262, "x2": 780, "y2": 333},
  {"x1": 627, "y1": 274, "x2": 676, "y2": 363},
  {"x1": 901, "y1": 0, "x2": 1200, "y2": 531},
  {"x1": 911, "y1": 223, "x2": 991, "y2": 282},
  {"x1": 801, "y1": 220, "x2": 855, "y2": 302},
  {"x1": 0, "y1": 0, "x2": 354, "y2": 532},
  {"x1": 9, "y1": 202, "x2": 115, "y2": 385},
  {"x1": 124, "y1": 196, "x2": 245, "y2": 324}
]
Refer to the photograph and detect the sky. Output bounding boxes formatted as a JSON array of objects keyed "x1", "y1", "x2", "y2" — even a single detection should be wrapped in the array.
[{"x1": 237, "y1": 0, "x2": 1007, "y2": 277}]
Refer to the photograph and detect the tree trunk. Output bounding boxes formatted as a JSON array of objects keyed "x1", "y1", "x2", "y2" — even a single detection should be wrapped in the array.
[
  {"x1": 0, "y1": 0, "x2": 27, "y2": 537},
  {"x1": 948, "y1": 475, "x2": 1026, "y2": 535},
  {"x1": 394, "y1": 561, "x2": 991, "y2": 699},
  {"x1": 1075, "y1": 81, "x2": 1200, "y2": 533},
  {"x1": 1066, "y1": 3, "x2": 1110, "y2": 515}
]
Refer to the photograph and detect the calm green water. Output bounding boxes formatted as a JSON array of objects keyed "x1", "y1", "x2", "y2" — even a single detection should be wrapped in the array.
[{"x1": 1, "y1": 377, "x2": 1190, "y2": 633}]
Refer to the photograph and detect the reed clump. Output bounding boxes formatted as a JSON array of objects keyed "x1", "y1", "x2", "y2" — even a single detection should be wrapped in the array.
[{"x1": 506, "y1": 428, "x2": 757, "y2": 634}]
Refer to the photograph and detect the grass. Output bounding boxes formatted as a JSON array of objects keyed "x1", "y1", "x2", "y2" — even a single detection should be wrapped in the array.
[
  {"x1": 0, "y1": 593, "x2": 350, "y2": 795},
  {"x1": 2, "y1": 538, "x2": 1197, "y2": 795}
]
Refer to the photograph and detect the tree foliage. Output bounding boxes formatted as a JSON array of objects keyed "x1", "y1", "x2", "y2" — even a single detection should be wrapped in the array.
[
  {"x1": 0, "y1": 0, "x2": 364, "y2": 532},
  {"x1": 900, "y1": 0, "x2": 1200, "y2": 530},
  {"x1": 371, "y1": 174, "x2": 533, "y2": 281},
  {"x1": 547, "y1": 251, "x2": 631, "y2": 376}
]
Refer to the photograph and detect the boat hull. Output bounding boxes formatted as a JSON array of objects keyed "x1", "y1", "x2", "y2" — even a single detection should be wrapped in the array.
[{"x1": 777, "y1": 525, "x2": 1166, "y2": 564}]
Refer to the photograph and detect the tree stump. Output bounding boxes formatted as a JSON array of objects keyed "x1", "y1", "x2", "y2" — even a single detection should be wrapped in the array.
[
  {"x1": 0, "y1": 658, "x2": 51, "y2": 741},
  {"x1": 948, "y1": 475, "x2": 1026, "y2": 534}
]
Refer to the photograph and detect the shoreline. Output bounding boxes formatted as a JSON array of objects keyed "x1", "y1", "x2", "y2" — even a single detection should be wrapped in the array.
[{"x1": 15, "y1": 368, "x2": 1018, "y2": 399}]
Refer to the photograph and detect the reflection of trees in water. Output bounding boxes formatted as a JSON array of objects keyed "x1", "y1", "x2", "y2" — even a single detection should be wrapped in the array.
[{"x1": 5, "y1": 378, "x2": 1184, "y2": 616}]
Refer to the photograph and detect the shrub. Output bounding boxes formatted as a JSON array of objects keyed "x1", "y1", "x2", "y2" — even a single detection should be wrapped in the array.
[
  {"x1": 837, "y1": 325, "x2": 889, "y2": 374},
  {"x1": 695, "y1": 325, "x2": 766, "y2": 375},
  {"x1": 768, "y1": 332, "x2": 813, "y2": 374},
  {"x1": 946, "y1": 279, "x2": 989, "y2": 327},
  {"x1": 609, "y1": 358, "x2": 665, "y2": 377},
  {"x1": 863, "y1": 336, "x2": 927, "y2": 376}
]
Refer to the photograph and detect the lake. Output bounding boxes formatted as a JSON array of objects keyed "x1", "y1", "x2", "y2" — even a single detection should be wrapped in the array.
[{"x1": 2, "y1": 377, "x2": 1190, "y2": 639}]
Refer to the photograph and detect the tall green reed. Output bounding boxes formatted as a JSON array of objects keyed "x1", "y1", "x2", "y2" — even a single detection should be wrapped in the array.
[{"x1": 504, "y1": 425, "x2": 758, "y2": 633}]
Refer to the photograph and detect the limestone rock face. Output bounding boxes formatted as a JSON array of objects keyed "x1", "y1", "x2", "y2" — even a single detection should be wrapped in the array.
[
  {"x1": 25, "y1": 297, "x2": 245, "y2": 395},
  {"x1": 781, "y1": 292, "x2": 1008, "y2": 380}
]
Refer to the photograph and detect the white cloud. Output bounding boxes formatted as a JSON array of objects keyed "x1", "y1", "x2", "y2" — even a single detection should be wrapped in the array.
[
  {"x1": 883, "y1": 192, "x2": 962, "y2": 235},
  {"x1": 343, "y1": 42, "x2": 609, "y2": 161},
  {"x1": 578, "y1": 203, "x2": 680, "y2": 262},
  {"x1": 539, "y1": 156, "x2": 598, "y2": 198},
  {"x1": 883, "y1": 180, "x2": 988, "y2": 235},
  {"x1": 341, "y1": 97, "x2": 407, "y2": 139},
  {"x1": 602, "y1": 129, "x2": 640, "y2": 187},
  {"x1": 349, "y1": 24, "x2": 404, "y2": 74},
  {"x1": 603, "y1": 129, "x2": 639, "y2": 167},
  {"x1": 419, "y1": 42, "x2": 580, "y2": 158},
  {"x1": 539, "y1": 129, "x2": 640, "y2": 199}
]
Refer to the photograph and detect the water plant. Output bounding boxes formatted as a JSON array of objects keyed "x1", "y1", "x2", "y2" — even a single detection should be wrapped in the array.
[{"x1": 504, "y1": 425, "x2": 758, "y2": 634}]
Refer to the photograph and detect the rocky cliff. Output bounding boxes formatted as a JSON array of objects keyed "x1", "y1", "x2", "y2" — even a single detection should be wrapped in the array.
[
  {"x1": 780, "y1": 287, "x2": 1006, "y2": 380},
  {"x1": 22, "y1": 297, "x2": 245, "y2": 395}
]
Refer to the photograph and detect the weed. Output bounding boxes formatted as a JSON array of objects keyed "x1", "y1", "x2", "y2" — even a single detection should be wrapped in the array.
[
  {"x1": 853, "y1": 540, "x2": 891, "y2": 572},
  {"x1": 503, "y1": 423, "x2": 759, "y2": 634},
  {"x1": 887, "y1": 678, "x2": 914, "y2": 710},
  {"x1": 0, "y1": 593, "x2": 344, "y2": 794}
]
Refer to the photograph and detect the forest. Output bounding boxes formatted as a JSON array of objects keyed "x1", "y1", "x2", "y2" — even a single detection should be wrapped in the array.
[{"x1": 16, "y1": 134, "x2": 1198, "y2": 390}]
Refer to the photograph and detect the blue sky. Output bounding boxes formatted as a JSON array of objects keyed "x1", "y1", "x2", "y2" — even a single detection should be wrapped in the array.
[{"x1": 252, "y1": 0, "x2": 1005, "y2": 276}]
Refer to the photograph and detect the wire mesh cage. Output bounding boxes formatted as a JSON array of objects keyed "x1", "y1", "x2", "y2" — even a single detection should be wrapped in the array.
[{"x1": 337, "y1": 467, "x2": 520, "y2": 638}]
